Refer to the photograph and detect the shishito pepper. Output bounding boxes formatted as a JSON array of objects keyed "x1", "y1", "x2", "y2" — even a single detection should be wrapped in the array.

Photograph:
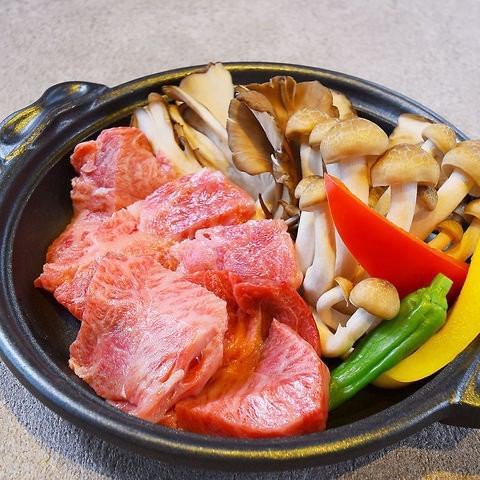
[
  {"x1": 329, "y1": 274, "x2": 452, "y2": 410},
  {"x1": 376, "y1": 240, "x2": 480, "y2": 388},
  {"x1": 324, "y1": 174, "x2": 468, "y2": 301}
]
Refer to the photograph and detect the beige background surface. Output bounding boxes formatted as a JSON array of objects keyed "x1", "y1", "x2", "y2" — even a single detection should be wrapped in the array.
[{"x1": 1, "y1": 0, "x2": 480, "y2": 478}]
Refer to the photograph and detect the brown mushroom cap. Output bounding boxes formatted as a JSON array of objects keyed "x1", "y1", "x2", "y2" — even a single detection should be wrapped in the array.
[
  {"x1": 309, "y1": 118, "x2": 340, "y2": 148},
  {"x1": 464, "y1": 199, "x2": 480, "y2": 221},
  {"x1": 371, "y1": 144, "x2": 440, "y2": 187},
  {"x1": 294, "y1": 175, "x2": 326, "y2": 210},
  {"x1": 442, "y1": 140, "x2": 480, "y2": 196},
  {"x1": 285, "y1": 109, "x2": 331, "y2": 142},
  {"x1": 434, "y1": 219, "x2": 464, "y2": 243},
  {"x1": 389, "y1": 113, "x2": 434, "y2": 147},
  {"x1": 320, "y1": 118, "x2": 389, "y2": 164},
  {"x1": 417, "y1": 185, "x2": 438, "y2": 211},
  {"x1": 422, "y1": 124, "x2": 457, "y2": 154},
  {"x1": 349, "y1": 278, "x2": 400, "y2": 319}
]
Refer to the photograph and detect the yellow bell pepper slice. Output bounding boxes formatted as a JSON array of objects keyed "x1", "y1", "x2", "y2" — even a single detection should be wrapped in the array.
[{"x1": 375, "y1": 241, "x2": 480, "y2": 388}]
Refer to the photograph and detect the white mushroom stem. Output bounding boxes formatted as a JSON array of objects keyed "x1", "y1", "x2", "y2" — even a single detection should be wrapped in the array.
[
  {"x1": 386, "y1": 182, "x2": 418, "y2": 231},
  {"x1": 303, "y1": 210, "x2": 336, "y2": 304},
  {"x1": 300, "y1": 145, "x2": 323, "y2": 177},
  {"x1": 339, "y1": 157, "x2": 369, "y2": 204},
  {"x1": 411, "y1": 170, "x2": 474, "y2": 239},
  {"x1": 295, "y1": 211, "x2": 315, "y2": 274},
  {"x1": 313, "y1": 309, "x2": 378, "y2": 358},
  {"x1": 316, "y1": 285, "x2": 349, "y2": 330},
  {"x1": 421, "y1": 139, "x2": 437, "y2": 156},
  {"x1": 375, "y1": 188, "x2": 391, "y2": 216}
]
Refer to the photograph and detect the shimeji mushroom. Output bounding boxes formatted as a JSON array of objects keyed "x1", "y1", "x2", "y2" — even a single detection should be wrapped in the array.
[
  {"x1": 421, "y1": 124, "x2": 457, "y2": 159},
  {"x1": 315, "y1": 277, "x2": 353, "y2": 330},
  {"x1": 307, "y1": 117, "x2": 340, "y2": 176},
  {"x1": 448, "y1": 199, "x2": 480, "y2": 261},
  {"x1": 388, "y1": 113, "x2": 434, "y2": 147},
  {"x1": 411, "y1": 140, "x2": 480, "y2": 240},
  {"x1": 427, "y1": 219, "x2": 463, "y2": 251},
  {"x1": 295, "y1": 176, "x2": 336, "y2": 303},
  {"x1": 371, "y1": 144, "x2": 440, "y2": 231},
  {"x1": 285, "y1": 110, "x2": 332, "y2": 177},
  {"x1": 320, "y1": 118, "x2": 389, "y2": 278},
  {"x1": 315, "y1": 278, "x2": 400, "y2": 358},
  {"x1": 331, "y1": 90, "x2": 357, "y2": 120},
  {"x1": 133, "y1": 93, "x2": 201, "y2": 175}
]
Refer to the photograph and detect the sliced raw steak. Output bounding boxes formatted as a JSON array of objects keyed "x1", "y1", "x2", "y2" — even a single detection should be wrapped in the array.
[
  {"x1": 69, "y1": 254, "x2": 228, "y2": 423},
  {"x1": 173, "y1": 220, "x2": 302, "y2": 288},
  {"x1": 71, "y1": 127, "x2": 176, "y2": 214},
  {"x1": 36, "y1": 170, "x2": 255, "y2": 319},
  {"x1": 176, "y1": 320, "x2": 329, "y2": 438}
]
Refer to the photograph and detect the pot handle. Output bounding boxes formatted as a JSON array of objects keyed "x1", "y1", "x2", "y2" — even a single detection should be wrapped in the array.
[
  {"x1": 0, "y1": 81, "x2": 109, "y2": 166},
  {"x1": 442, "y1": 348, "x2": 480, "y2": 428}
]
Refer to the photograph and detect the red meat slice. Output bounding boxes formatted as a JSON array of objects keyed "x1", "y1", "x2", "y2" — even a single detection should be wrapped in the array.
[
  {"x1": 173, "y1": 220, "x2": 302, "y2": 288},
  {"x1": 36, "y1": 170, "x2": 255, "y2": 319},
  {"x1": 69, "y1": 254, "x2": 228, "y2": 423},
  {"x1": 176, "y1": 320, "x2": 329, "y2": 438},
  {"x1": 71, "y1": 127, "x2": 177, "y2": 214},
  {"x1": 129, "y1": 169, "x2": 255, "y2": 238}
]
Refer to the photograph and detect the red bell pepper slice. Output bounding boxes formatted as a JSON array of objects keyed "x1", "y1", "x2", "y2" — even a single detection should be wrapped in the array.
[{"x1": 324, "y1": 174, "x2": 468, "y2": 301}]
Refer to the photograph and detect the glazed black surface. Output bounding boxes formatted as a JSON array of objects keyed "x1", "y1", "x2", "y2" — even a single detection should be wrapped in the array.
[{"x1": 0, "y1": 63, "x2": 478, "y2": 471}]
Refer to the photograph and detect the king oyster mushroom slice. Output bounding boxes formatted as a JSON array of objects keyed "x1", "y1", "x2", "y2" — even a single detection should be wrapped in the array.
[
  {"x1": 371, "y1": 144, "x2": 440, "y2": 231},
  {"x1": 411, "y1": 140, "x2": 480, "y2": 240},
  {"x1": 133, "y1": 93, "x2": 201, "y2": 175},
  {"x1": 295, "y1": 176, "x2": 336, "y2": 303},
  {"x1": 315, "y1": 278, "x2": 400, "y2": 358}
]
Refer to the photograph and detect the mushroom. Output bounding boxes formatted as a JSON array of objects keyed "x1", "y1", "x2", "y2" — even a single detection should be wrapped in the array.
[
  {"x1": 307, "y1": 117, "x2": 340, "y2": 176},
  {"x1": 427, "y1": 219, "x2": 463, "y2": 251},
  {"x1": 315, "y1": 277, "x2": 353, "y2": 329},
  {"x1": 411, "y1": 140, "x2": 480, "y2": 240},
  {"x1": 295, "y1": 176, "x2": 336, "y2": 303},
  {"x1": 417, "y1": 185, "x2": 438, "y2": 211},
  {"x1": 369, "y1": 186, "x2": 387, "y2": 209},
  {"x1": 133, "y1": 93, "x2": 201, "y2": 175},
  {"x1": 285, "y1": 110, "x2": 331, "y2": 176},
  {"x1": 448, "y1": 199, "x2": 480, "y2": 261},
  {"x1": 388, "y1": 113, "x2": 434, "y2": 147},
  {"x1": 316, "y1": 278, "x2": 400, "y2": 358},
  {"x1": 321, "y1": 118, "x2": 389, "y2": 204},
  {"x1": 331, "y1": 90, "x2": 357, "y2": 120},
  {"x1": 371, "y1": 144, "x2": 440, "y2": 231},
  {"x1": 320, "y1": 118, "x2": 389, "y2": 278},
  {"x1": 421, "y1": 124, "x2": 457, "y2": 160}
]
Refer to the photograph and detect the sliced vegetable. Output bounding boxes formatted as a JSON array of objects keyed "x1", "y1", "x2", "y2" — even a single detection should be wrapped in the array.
[
  {"x1": 376, "y1": 241, "x2": 480, "y2": 387},
  {"x1": 324, "y1": 174, "x2": 468, "y2": 300},
  {"x1": 329, "y1": 274, "x2": 452, "y2": 410}
]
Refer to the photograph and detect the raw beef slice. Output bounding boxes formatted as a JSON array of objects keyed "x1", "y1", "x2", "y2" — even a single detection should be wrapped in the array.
[
  {"x1": 176, "y1": 320, "x2": 329, "y2": 438},
  {"x1": 35, "y1": 169, "x2": 255, "y2": 319},
  {"x1": 71, "y1": 127, "x2": 177, "y2": 214},
  {"x1": 174, "y1": 220, "x2": 302, "y2": 288},
  {"x1": 69, "y1": 254, "x2": 228, "y2": 423}
]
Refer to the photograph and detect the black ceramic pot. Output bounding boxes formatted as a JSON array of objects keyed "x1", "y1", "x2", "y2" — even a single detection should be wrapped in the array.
[{"x1": 0, "y1": 63, "x2": 478, "y2": 471}]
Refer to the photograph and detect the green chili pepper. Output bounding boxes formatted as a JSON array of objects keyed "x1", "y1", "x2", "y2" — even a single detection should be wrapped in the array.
[{"x1": 329, "y1": 274, "x2": 452, "y2": 411}]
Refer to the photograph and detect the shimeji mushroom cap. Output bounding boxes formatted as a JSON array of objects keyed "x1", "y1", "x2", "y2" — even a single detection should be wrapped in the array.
[
  {"x1": 434, "y1": 219, "x2": 464, "y2": 243},
  {"x1": 335, "y1": 276, "x2": 354, "y2": 302},
  {"x1": 349, "y1": 278, "x2": 400, "y2": 320},
  {"x1": 464, "y1": 198, "x2": 480, "y2": 221},
  {"x1": 442, "y1": 140, "x2": 480, "y2": 196},
  {"x1": 285, "y1": 110, "x2": 332, "y2": 142},
  {"x1": 371, "y1": 144, "x2": 440, "y2": 187},
  {"x1": 417, "y1": 185, "x2": 438, "y2": 211},
  {"x1": 422, "y1": 124, "x2": 457, "y2": 154},
  {"x1": 309, "y1": 118, "x2": 340, "y2": 148},
  {"x1": 294, "y1": 175, "x2": 326, "y2": 211},
  {"x1": 320, "y1": 118, "x2": 389, "y2": 165}
]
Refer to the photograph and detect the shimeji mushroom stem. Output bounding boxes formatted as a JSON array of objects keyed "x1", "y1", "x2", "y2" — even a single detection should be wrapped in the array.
[
  {"x1": 295, "y1": 211, "x2": 316, "y2": 274},
  {"x1": 339, "y1": 156, "x2": 369, "y2": 204},
  {"x1": 301, "y1": 146, "x2": 324, "y2": 177},
  {"x1": 428, "y1": 232, "x2": 452, "y2": 250},
  {"x1": 314, "y1": 309, "x2": 378, "y2": 358},
  {"x1": 386, "y1": 182, "x2": 418, "y2": 231},
  {"x1": 303, "y1": 209, "x2": 336, "y2": 304},
  {"x1": 448, "y1": 219, "x2": 480, "y2": 261},
  {"x1": 411, "y1": 170, "x2": 474, "y2": 239},
  {"x1": 375, "y1": 188, "x2": 391, "y2": 215},
  {"x1": 316, "y1": 285, "x2": 349, "y2": 329},
  {"x1": 421, "y1": 139, "x2": 437, "y2": 155}
]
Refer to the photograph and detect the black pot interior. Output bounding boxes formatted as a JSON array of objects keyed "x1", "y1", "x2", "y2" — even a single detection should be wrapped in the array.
[{"x1": 9, "y1": 90, "x2": 433, "y2": 433}]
